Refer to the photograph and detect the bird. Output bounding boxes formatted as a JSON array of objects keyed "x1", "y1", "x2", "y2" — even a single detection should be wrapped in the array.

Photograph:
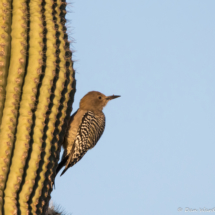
[{"x1": 56, "y1": 91, "x2": 120, "y2": 176}]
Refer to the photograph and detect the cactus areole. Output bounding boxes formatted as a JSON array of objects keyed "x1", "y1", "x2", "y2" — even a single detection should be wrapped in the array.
[{"x1": 0, "y1": 0, "x2": 76, "y2": 214}]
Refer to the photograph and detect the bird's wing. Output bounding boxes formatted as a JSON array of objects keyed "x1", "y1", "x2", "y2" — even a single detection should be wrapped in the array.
[
  {"x1": 61, "y1": 111, "x2": 105, "y2": 176},
  {"x1": 75, "y1": 111, "x2": 105, "y2": 151},
  {"x1": 87, "y1": 112, "x2": 106, "y2": 149}
]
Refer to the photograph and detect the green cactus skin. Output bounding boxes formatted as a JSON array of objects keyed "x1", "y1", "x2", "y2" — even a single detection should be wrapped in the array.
[
  {"x1": 40, "y1": 63, "x2": 75, "y2": 214},
  {"x1": 42, "y1": 63, "x2": 75, "y2": 214},
  {"x1": 30, "y1": 1, "x2": 71, "y2": 212},
  {"x1": 0, "y1": 0, "x2": 75, "y2": 213},
  {"x1": 3, "y1": 0, "x2": 45, "y2": 213},
  {"x1": 33, "y1": 1, "x2": 76, "y2": 213},
  {"x1": 0, "y1": 0, "x2": 12, "y2": 128},
  {"x1": 0, "y1": 0, "x2": 28, "y2": 212},
  {"x1": 29, "y1": 1, "x2": 66, "y2": 213},
  {"x1": 17, "y1": 1, "x2": 58, "y2": 214}
]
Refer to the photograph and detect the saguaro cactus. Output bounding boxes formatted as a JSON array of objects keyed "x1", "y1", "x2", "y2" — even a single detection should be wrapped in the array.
[{"x1": 0, "y1": 0, "x2": 75, "y2": 214}]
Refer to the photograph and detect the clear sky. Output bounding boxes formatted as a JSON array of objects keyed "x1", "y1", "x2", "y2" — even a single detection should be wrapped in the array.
[{"x1": 52, "y1": 0, "x2": 215, "y2": 214}]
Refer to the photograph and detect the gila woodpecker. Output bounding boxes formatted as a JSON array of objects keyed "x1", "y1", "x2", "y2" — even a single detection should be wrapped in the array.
[{"x1": 56, "y1": 91, "x2": 120, "y2": 176}]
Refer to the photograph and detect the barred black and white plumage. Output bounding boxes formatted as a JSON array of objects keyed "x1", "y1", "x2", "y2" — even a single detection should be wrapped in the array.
[
  {"x1": 57, "y1": 111, "x2": 105, "y2": 176},
  {"x1": 56, "y1": 91, "x2": 120, "y2": 177}
]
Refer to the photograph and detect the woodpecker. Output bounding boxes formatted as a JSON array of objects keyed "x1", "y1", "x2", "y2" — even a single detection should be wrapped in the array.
[{"x1": 56, "y1": 91, "x2": 120, "y2": 176}]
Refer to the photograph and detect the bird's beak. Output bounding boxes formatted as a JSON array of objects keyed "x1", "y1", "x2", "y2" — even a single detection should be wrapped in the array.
[{"x1": 106, "y1": 95, "x2": 121, "y2": 100}]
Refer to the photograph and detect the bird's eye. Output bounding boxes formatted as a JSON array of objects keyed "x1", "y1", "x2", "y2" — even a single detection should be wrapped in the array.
[{"x1": 98, "y1": 96, "x2": 102, "y2": 99}]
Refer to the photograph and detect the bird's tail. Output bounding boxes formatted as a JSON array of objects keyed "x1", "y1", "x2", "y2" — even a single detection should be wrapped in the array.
[
  {"x1": 53, "y1": 157, "x2": 68, "y2": 189},
  {"x1": 60, "y1": 166, "x2": 69, "y2": 176},
  {"x1": 56, "y1": 156, "x2": 68, "y2": 176}
]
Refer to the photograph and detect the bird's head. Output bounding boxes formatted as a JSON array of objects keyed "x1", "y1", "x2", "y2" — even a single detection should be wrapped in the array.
[{"x1": 80, "y1": 91, "x2": 120, "y2": 112}]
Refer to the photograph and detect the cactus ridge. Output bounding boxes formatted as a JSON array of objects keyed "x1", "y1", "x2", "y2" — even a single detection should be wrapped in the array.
[
  {"x1": 0, "y1": 0, "x2": 29, "y2": 212},
  {"x1": 18, "y1": 1, "x2": 57, "y2": 214},
  {"x1": 36, "y1": 1, "x2": 76, "y2": 213},
  {"x1": 3, "y1": 0, "x2": 46, "y2": 213},
  {"x1": 39, "y1": 1, "x2": 76, "y2": 212},
  {"x1": 29, "y1": 0, "x2": 63, "y2": 212},
  {"x1": 0, "y1": 0, "x2": 11, "y2": 128}
]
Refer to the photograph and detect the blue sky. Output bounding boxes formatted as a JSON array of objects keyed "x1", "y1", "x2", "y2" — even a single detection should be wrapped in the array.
[{"x1": 52, "y1": 1, "x2": 215, "y2": 214}]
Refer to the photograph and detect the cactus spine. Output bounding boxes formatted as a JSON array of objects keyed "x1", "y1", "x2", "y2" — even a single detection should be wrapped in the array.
[{"x1": 0, "y1": 0, "x2": 75, "y2": 214}]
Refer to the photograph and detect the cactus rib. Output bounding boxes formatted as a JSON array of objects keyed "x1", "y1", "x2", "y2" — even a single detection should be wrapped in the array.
[
  {"x1": 0, "y1": 0, "x2": 28, "y2": 213},
  {"x1": 17, "y1": 0, "x2": 58, "y2": 213},
  {"x1": 3, "y1": 0, "x2": 45, "y2": 213},
  {"x1": 30, "y1": 1, "x2": 68, "y2": 213},
  {"x1": 27, "y1": 1, "x2": 64, "y2": 213},
  {"x1": 0, "y1": 0, "x2": 12, "y2": 129},
  {"x1": 40, "y1": 0, "x2": 76, "y2": 211}
]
